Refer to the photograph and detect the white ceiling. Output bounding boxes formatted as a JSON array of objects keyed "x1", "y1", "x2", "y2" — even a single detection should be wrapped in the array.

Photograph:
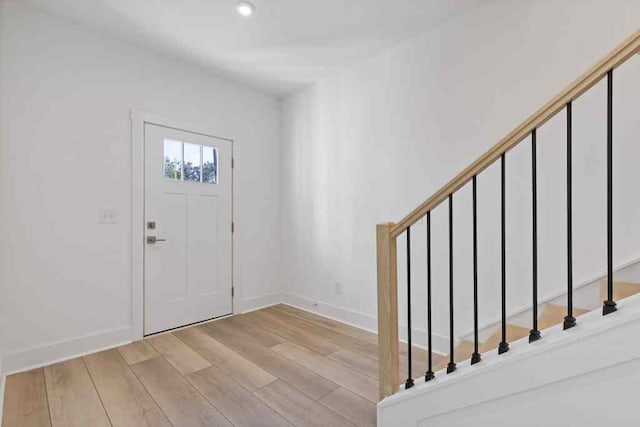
[{"x1": 25, "y1": 0, "x2": 488, "y2": 96}]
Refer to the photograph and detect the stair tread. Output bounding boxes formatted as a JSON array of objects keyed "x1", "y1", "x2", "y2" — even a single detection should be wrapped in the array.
[
  {"x1": 599, "y1": 281, "x2": 640, "y2": 302},
  {"x1": 479, "y1": 324, "x2": 529, "y2": 353},
  {"x1": 428, "y1": 283, "x2": 640, "y2": 373},
  {"x1": 433, "y1": 340, "x2": 475, "y2": 371},
  {"x1": 538, "y1": 304, "x2": 589, "y2": 330}
]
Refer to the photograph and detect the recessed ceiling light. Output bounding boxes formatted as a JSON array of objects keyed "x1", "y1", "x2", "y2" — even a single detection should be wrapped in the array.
[{"x1": 236, "y1": 1, "x2": 255, "y2": 17}]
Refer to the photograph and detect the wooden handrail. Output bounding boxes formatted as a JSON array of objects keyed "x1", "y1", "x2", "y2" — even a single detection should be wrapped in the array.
[{"x1": 390, "y1": 28, "x2": 640, "y2": 239}]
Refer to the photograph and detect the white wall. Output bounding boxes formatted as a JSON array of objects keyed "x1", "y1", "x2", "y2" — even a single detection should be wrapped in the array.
[
  {"x1": 281, "y1": 0, "x2": 640, "y2": 351},
  {"x1": 0, "y1": 0, "x2": 282, "y2": 372}
]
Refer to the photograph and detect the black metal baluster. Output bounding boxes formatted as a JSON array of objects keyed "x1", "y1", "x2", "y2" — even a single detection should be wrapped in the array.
[
  {"x1": 530, "y1": 130, "x2": 541, "y2": 342},
  {"x1": 471, "y1": 176, "x2": 482, "y2": 364},
  {"x1": 603, "y1": 69, "x2": 617, "y2": 316},
  {"x1": 499, "y1": 154, "x2": 510, "y2": 354},
  {"x1": 425, "y1": 212, "x2": 435, "y2": 381},
  {"x1": 405, "y1": 227, "x2": 414, "y2": 388},
  {"x1": 447, "y1": 194, "x2": 457, "y2": 373},
  {"x1": 564, "y1": 102, "x2": 577, "y2": 329}
]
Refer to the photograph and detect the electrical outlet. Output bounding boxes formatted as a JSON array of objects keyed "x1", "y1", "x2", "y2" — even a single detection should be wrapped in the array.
[
  {"x1": 99, "y1": 208, "x2": 119, "y2": 224},
  {"x1": 335, "y1": 282, "x2": 343, "y2": 294}
]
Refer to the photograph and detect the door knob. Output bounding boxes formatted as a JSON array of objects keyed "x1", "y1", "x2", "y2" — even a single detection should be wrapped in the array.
[{"x1": 146, "y1": 236, "x2": 167, "y2": 244}]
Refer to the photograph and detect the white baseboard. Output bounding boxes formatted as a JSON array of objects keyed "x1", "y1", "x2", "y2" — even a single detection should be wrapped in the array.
[
  {"x1": 236, "y1": 292, "x2": 284, "y2": 314},
  {"x1": 2, "y1": 327, "x2": 133, "y2": 376},
  {"x1": 0, "y1": 292, "x2": 284, "y2": 379},
  {"x1": 1, "y1": 290, "x2": 450, "y2": 382},
  {"x1": 282, "y1": 293, "x2": 449, "y2": 355}
]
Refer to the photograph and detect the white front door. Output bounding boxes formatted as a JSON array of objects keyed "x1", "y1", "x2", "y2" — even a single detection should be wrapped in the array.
[{"x1": 144, "y1": 123, "x2": 232, "y2": 335}]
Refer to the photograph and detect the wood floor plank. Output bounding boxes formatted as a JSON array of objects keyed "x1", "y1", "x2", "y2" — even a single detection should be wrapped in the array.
[
  {"x1": 117, "y1": 340, "x2": 158, "y2": 366},
  {"x1": 320, "y1": 387, "x2": 376, "y2": 427},
  {"x1": 186, "y1": 365, "x2": 292, "y2": 427},
  {"x1": 400, "y1": 350, "x2": 435, "y2": 380},
  {"x1": 271, "y1": 305, "x2": 438, "y2": 376},
  {"x1": 254, "y1": 380, "x2": 354, "y2": 427},
  {"x1": 2, "y1": 369, "x2": 51, "y2": 427},
  {"x1": 84, "y1": 349, "x2": 171, "y2": 427},
  {"x1": 400, "y1": 344, "x2": 429, "y2": 370},
  {"x1": 3, "y1": 307, "x2": 381, "y2": 427},
  {"x1": 220, "y1": 314, "x2": 287, "y2": 348},
  {"x1": 273, "y1": 342, "x2": 378, "y2": 403},
  {"x1": 265, "y1": 307, "x2": 379, "y2": 360},
  {"x1": 203, "y1": 322, "x2": 339, "y2": 400},
  {"x1": 329, "y1": 349, "x2": 378, "y2": 379},
  {"x1": 270, "y1": 304, "x2": 444, "y2": 377},
  {"x1": 175, "y1": 326, "x2": 276, "y2": 391},
  {"x1": 270, "y1": 305, "x2": 439, "y2": 379},
  {"x1": 247, "y1": 310, "x2": 341, "y2": 355},
  {"x1": 147, "y1": 333, "x2": 211, "y2": 375},
  {"x1": 131, "y1": 356, "x2": 231, "y2": 427},
  {"x1": 44, "y1": 358, "x2": 111, "y2": 427},
  {"x1": 269, "y1": 305, "x2": 379, "y2": 346}
]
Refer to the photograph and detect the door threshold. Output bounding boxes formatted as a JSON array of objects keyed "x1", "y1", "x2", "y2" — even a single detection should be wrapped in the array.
[{"x1": 144, "y1": 312, "x2": 233, "y2": 338}]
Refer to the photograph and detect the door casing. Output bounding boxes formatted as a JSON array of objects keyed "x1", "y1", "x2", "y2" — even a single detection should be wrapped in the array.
[{"x1": 131, "y1": 110, "x2": 234, "y2": 340}]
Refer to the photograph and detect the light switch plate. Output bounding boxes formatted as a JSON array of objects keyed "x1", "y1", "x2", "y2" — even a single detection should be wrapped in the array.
[{"x1": 99, "y1": 208, "x2": 119, "y2": 224}]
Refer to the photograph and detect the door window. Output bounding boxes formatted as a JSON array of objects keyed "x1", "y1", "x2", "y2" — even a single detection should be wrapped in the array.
[{"x1": 163, "y1": 139, "x2": 218, "y2": 184}]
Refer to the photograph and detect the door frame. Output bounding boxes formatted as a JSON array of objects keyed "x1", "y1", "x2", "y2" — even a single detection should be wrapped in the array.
[{"x1": 131, "y1": 110, "x2": 234, "y2": 340}]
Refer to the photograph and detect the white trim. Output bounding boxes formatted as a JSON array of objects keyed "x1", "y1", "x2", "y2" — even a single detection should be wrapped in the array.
[
  {"x1": 130, "y1": 110, "x2": 235, "y2": 340},
  {"x1": 2, "y1": 327, "x2": 132, "y2": 376},
  {"x1": 236, "y1": 293, "x2": 285, "y2": 313},
  {"x1": 378, "y1": 292, "x2": 640, "y2": 425},
  {"x1": 282, "y1": 293, "x2": 448, "y2": 355},
  {"x1": 143, "y1": 314, "x2": 234, "y2": 338}
]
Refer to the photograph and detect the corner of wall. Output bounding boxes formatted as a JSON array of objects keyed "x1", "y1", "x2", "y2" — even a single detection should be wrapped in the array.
[
  {"x1": 282, "y1": 293, "x2": 450, "y2": 355},
  {"x1": 0, "y1": 353, "x2": 6, "y2": 422},
  {"x1": 236, "y1": 293, "x2": 285, "y2": 314}
]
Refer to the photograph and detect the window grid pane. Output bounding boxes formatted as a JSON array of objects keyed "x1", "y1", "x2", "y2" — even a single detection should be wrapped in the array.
[
  {"x1": 203, "y1": 146, "x2": 218, "y2": 184},
  {"x1": 163, "y1": 139, "x2": 183, "y2": 180},
  {"x1": 164, "y1": 139, "x2": 218, "y2": 185},
  {"x1": 183, "y1": 142, "x2": 202, "y2": 182}
]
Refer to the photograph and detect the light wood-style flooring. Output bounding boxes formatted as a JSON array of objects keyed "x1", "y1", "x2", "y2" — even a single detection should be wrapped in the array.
[{"x1": 2, "y1": 304, "x2": 441, "y2": 427}]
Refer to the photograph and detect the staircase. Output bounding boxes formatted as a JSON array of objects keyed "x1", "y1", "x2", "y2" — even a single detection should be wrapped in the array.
[
  {"x1": 374, "y1": 27, "x2": 640, "y2": 424},
  {"x1": 434, "y1": 282, "x2": 640, "y2": 372}
]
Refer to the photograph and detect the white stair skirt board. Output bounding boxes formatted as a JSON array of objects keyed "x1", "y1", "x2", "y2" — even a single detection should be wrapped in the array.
[
  {"x1": 378, "y1": 292, "x2": 640, "y2": 427},
  {"x1": 282, "y1": 293, "x2": 450, "y2": 356},
  {"x1": 1, "y1": 327, "x2": 132, "y2": 376}
]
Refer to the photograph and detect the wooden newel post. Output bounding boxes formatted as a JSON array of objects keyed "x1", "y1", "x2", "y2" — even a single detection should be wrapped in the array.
[{"x1": 377, "y1": 222, "x2": 400, "y2": 400}]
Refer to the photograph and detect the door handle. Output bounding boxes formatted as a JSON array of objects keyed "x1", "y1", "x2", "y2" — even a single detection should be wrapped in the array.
[{"x1": 146, "y1": 236, "x2": 167, "y2": 244}]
